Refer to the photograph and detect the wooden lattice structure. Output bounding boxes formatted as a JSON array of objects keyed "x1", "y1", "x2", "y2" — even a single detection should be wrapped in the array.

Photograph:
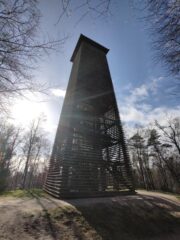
[{"x1": 44, "y1": 35, "x2": 134, "y2": 198}]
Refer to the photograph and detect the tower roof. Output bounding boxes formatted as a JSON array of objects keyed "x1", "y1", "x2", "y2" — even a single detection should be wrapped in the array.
[{"x1": 70, "y1": 34, "x2": 109, "y2": 62}]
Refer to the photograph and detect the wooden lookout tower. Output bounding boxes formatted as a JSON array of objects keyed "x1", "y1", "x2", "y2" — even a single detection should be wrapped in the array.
[{"x1": 44, "y1": 35, "x2": 134, "y2": 198}]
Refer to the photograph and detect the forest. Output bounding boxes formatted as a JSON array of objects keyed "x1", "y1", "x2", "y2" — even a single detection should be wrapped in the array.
[
  {"x1": 128, "y1": 117, "x2": 180, "y2": 193},
  {"x1": 0, "y1": 114, "x2": 180, "y2": 194}
]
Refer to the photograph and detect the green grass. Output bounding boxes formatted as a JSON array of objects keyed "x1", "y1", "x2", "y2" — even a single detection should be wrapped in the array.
[
  {"x1": 0, "y1": 188, "x2": 45, "y2": 198},
  {"x1": 176, "y1": 195, "x2": 180, "y2": 201}
]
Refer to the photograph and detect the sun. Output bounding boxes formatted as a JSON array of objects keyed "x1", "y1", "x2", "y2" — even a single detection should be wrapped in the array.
[{"x1": 11, "y1": 94, "x2": 47, "y2": 127}]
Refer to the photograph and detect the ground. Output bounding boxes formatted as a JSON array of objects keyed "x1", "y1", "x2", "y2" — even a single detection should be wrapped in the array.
[{"x1": 0, "y1": 190, "x2": 180, "y2": 240}]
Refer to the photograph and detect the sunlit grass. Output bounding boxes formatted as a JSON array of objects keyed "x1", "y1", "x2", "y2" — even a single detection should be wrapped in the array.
[
  {"x1": 176, "y1": 195, "x2": 180, "y2": 201},
  {"x1": 0, "y1": 188, "x2": 45, "y2": 198}
]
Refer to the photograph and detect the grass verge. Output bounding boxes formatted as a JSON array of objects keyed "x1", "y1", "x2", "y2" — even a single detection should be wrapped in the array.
[{"x1": 0, "y1": 188, "x2": 46, "y2": 198}]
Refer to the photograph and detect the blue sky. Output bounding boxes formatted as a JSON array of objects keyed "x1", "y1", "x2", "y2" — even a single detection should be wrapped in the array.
[{"x1": 11, "y1": 0, "x2": 180, "y2": 139}]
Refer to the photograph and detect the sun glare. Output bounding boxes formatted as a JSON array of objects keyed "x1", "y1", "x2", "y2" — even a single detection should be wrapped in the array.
[
  {"x1": 11, "y1": 94, "x2": 48, "y2": 127},
  {"x1": 10, "y1": 94, "x2": 58, "y2": 140},
  {"x1": 51, "y1": 88, "x2": 66, "y2": 97}
]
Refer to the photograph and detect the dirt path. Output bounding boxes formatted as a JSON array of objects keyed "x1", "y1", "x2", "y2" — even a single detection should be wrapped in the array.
[
  {"x1": 0, "y1": 191, "x2": 179, "y2": 240},
  {"x1": 0, "y1": 196, "x2": 73, "y2": 240},
  {"x1": 137, "y1": 190, "x2": 180, "y2": 205}
]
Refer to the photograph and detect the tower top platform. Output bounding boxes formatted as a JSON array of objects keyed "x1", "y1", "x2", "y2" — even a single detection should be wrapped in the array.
[{"x1": 70, "y1": 34, "x2": 109, "y2": 62}]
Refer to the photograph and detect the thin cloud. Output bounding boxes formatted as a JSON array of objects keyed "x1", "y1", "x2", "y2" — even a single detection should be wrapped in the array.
[
  {"x1": 119, "y1": 78, "x2": 180, "y2": 126},
  {"x1": 131, "y1": 84, "x2": 148, "y2": 98},
  {"x1": 51, "y1": 88, "x2": 66, "y2": 97},
  {"x1": 121, "y1": 104, "x2": 180, "y2": 125}
]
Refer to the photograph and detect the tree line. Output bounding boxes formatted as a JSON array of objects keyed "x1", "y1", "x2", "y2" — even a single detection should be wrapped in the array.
[
  {"x1": 0, "y1": 114, "x2": 179, "y2": 194},
  {"x1": 128, "y1": 117, "x2": 180, "y2": 193},
  {"x1": 0, "y1": 116, "x2": 50, "y2": 192}
]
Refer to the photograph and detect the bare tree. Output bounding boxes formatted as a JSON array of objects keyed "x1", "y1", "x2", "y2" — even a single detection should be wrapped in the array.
[
  {"x1": 21, "y1": 116, "x2": 50, "y2": 189},
  {"x1": 0, "y1": 118, "x2": 21, "y2": 191},
  {"x1": 147, "y1": 128, "x2": 171, "y2": 191},
  {"x1": 128, "y1": 129, "x2": 154, "y2": 189},
  {"x1": 28, "y1": 138, "x2": 50, "y2": 188},
  {"x1": 56, "y1": 0, "x2": 112, "y2": 24},
  {"x1": 155, "y1": 118, "x2": 180, "y2": 156},
  {"x1": 155, "y1": 117, "x2": 180, "y2": 186},
  {"x1": 0, "y1": 0, "x2": 65, "y2": 112},
  {"x1": 145, "y1": 0, "x2": 180, "y2": 78}
]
